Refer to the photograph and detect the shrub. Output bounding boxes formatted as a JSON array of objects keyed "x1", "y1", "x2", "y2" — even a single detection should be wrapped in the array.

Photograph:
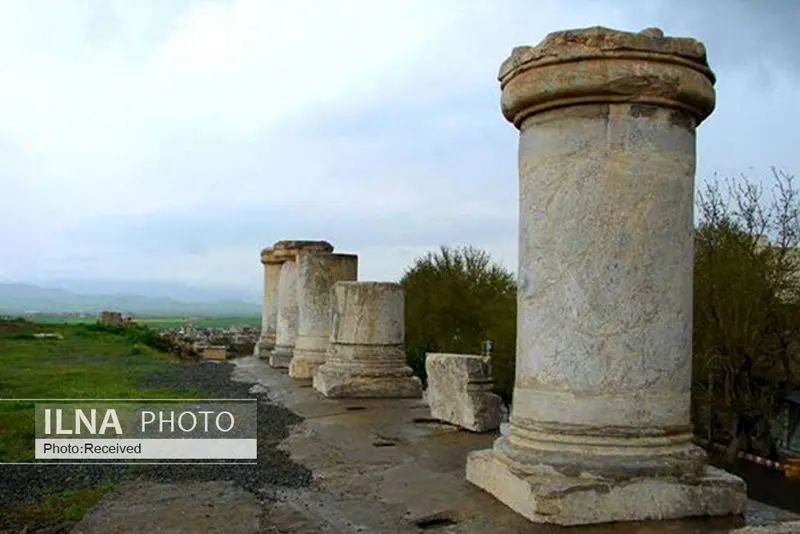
[
  {"x1": 401, "y1": 245, "x2": 517, "y2": 403},
  {"x1": 692, "y1": 168, "x2": 800, "y2": 459}
]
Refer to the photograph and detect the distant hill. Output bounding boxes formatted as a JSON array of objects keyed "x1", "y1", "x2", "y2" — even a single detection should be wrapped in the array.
[{"x1": 0, "y1": 282, "x2": 260, "y2": 317}]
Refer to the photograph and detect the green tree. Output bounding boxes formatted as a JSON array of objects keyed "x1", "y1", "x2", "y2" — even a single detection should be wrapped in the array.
[
  {"x1": 693, "y1": 168, "x2": 800, "y2": 459},
  {"x1": 401, "y1": 245, "x2": 517, "y2": 402}
]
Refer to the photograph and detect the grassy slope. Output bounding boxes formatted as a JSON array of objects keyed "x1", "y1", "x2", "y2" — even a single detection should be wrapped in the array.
[{"x1": 0, "y1": 319, "x2": 201, "y2": 527}]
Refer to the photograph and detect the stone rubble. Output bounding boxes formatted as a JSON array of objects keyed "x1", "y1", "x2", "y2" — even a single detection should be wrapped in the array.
[{"x1": 425, "y1": 353, "x2": 502, "y2": 432}]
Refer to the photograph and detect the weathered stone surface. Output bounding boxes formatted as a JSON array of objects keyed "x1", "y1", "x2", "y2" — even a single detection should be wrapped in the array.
[
  {"x1": 314, "y1": 282, "x2": 422, "y2": 398},
  {"x1": 273, "y1": 240, "x2": 334, "y2": 256},
  {"x1": 269, "y1": 240, "x2": 335, "y2": 368},
  {"x1": 269, "y1": 350, "x2": 293, "y2": 369},
  {"x1": 271, "y1": 260, "x2": 299, "y2": 367},
  {"x1": 498, "y1": 26, "x2": 715, "y2": 128},
  {"x1": 254, "y1": 248, "x2": 282, "y2": 358},
  {"x1": 465, "y1": 25, "x2": 746, "y2": 526},
  {"x1": 466, "y1": 450, "x2": 746, "y2": 526},
  {"x1": 289, "y1": 253, "x2": 358, "y2": 379},
  {"x1": 425, "y1": 353, "x2": 502, "y2": 432}
]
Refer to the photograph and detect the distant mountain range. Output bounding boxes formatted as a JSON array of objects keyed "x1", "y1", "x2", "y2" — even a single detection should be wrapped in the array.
[{"x1": 0, "y1": 282, "x2": 260, "y2": 317}]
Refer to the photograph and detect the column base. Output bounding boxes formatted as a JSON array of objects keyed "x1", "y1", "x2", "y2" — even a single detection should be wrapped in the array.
[
  {"x1": 465, "y1": 448, "x2": 747, "y2": 526},
  {"x1": 288, "y1": 349, "x2": 325, "y2": 379},
  {"x1": 254, "y1": 338, "x2": 275, "y2": 359},
  {"x1": 269, "y1": 347, "x2": 293, "y2": 369},
  {"x1": 313, "y1": 364, "x2": 423, "y2": 398}
]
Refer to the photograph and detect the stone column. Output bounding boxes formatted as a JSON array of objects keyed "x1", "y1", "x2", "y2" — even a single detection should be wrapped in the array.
[
  {"x1": 313, "y1": 282, "x2": 422, "y2": 398},
  {"x1": 465, "y1": 26, "x2": 746, "y2": 525},
  {"x1": 269, "y1": 240, "x2": 334, "y2": 368},
  {"x1": 289, "y1": 252, "x2": 359, "y2": 379},
  {"x1": 254, "y1": 248, "x2": 282, "y2": 358}
]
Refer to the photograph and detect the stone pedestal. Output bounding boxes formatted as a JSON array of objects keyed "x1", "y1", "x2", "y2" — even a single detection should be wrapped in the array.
[
  {"x1": 289, "y1": 253, "x2": 359, "y2": 379},
  {"x1": 254, "y1": 248, "x2": 282, "y2": 359},
  {"x1": 465, "y1": 26, "x2": 746, "y2": 525},
  {"x1": 313, "y1": 282, "x2": 422, "y2": 398},
  {"x1": 425, "y1": 353, "x2": 502, "y2": 432},
  {"x1": 269, "y1": 240, "x2": 334, "y2": 368}
]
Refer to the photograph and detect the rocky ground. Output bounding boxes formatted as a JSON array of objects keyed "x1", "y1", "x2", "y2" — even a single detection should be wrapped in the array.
[{"x1": 0, "y1": 360, "x2": 312, "y2": 532}]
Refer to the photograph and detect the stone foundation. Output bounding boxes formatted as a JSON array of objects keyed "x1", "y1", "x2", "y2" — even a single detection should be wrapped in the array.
[
  {"x1": 314, "y1": 346, "x2": 422, "y2": 398},
  {"x1": 313, "y1": 282, "x2": 422, "y2": 398},
  {"x1": 269, "y1": 351, "x2": 292, "y2": 369},
  {"x1": 425, "y1": 353, "x2": 502, "y2": 432},
  {"x1": 253, "y1": 338, "x2": 274, "y2": 359},
  {"x1": 466, "y1": 449, "x2": 746, "y2": 526}
]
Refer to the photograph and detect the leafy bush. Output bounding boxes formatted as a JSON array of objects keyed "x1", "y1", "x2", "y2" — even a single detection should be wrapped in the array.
[
  {"x1": 692, "y1": 168, "x2": 800, "y2": 459},
  {"x1": 401, "y1": 246, "x2": 516, "y2": 403}
]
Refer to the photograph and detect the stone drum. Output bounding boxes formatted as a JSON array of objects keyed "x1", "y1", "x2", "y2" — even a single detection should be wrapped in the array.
[
  {"x1": 254, "y1": 247, "x2": 282, "y2": 358},
  {"x1": 289, "y1": 252, "x2": 359, "y2": 379},
  {"x1": 269, "y1": 240, "x2": 334, "y2": 368},
  {"x1": 313, "y1": 282, "x2": 422, "y2": 398}
]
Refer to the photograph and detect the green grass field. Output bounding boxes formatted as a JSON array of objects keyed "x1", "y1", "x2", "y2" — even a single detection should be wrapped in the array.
[
  {"x1": 0, "y1": 318, "x2": 205, "y2": 528},
  {"x1": 14, "y1": 315, "x2": 260, "y2": 330}
]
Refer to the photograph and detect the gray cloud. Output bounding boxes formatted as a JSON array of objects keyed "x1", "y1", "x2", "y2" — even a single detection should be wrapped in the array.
[{"x1": 0, "y1": 0, "x2": 796, "y2": 294}]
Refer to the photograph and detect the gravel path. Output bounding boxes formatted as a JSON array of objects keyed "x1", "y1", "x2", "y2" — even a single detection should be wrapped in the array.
[{"x1": 0, "y1": 359, "x2": 312, "y2": 530}]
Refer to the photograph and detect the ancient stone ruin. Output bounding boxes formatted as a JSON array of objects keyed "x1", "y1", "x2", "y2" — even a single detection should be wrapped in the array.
[
  {"x1": 425, "y1": 353, "x2": 502, "y2": 432},
  {"x1": 290, "y1": 252, "x2": 359, "y2": 379},
  {"x1": 464, "y1": 26, "x2": 747, "y2": 525},
  {"x1": 246, "y1": 26, "x2": 756, "y2": 528},
  {"x1": 314, "y1": 281, "x2": 422, "y2": 398},
  {"x1": 97, "y1": 310, "x2": 128, "y2": 327},
  {"x1": 253, "y1": 247, "x2": 281, "y2": 358},
  {"x1": 268, "y1": 240, "x2": 333, "y2": 368}
]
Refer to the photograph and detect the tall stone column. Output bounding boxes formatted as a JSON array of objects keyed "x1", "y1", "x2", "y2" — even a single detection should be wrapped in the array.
[
  {"x1": 254, "y1": 247, "x2": 281, "y2": 358},
  {"x1": 314, "y1": 282, "x2": 422, "y2": 398},
  {"x1": 465, "y1": 26, "x2": 746, "y2": 525},
  {"x1": 289, "y1": 252, "x2": 359, "y2": 379},
  {"x1": 269, "y1": 240, "x2": 334, "y2": 368}
]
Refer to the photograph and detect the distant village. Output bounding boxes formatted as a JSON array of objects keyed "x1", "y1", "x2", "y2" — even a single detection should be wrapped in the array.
[{"x1": 95, "y1": 310, "x2": 260, "y2": 359}]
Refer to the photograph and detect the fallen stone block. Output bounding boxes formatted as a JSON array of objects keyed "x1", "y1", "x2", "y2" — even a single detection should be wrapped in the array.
[
  {"x1": 314, "y1": 282, "x2": 422, "y2": 398},
  {"x1": 425, "y1": 353, "x2": 502, "y2": 432}
]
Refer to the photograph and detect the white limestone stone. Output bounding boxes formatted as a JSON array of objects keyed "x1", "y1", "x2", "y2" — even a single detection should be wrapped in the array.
[
  {"x1": 269, "y1": 240, "x2": 333, "y2": 368},
  {"x1": 425, "y1": 353, "x2": 502, "y2": 432},
  {"x1": 465, "y1": 26, "x2": 746, "y2": 525},
  {"x1": 466, "y1": 450, "x2": 746, "y2": 526},
  {"x1": 289, "y1": 253, "x2": 358, "y2": 379},
  {"x1": 313, "y1": 282, "x2": 422, "y2": 398},
  {"x1": 254, "y1": 248, "x2": 282, "y2": 358}
]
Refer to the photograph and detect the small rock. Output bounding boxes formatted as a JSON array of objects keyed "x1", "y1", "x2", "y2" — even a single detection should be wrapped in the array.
[{"x1": 249, "y1": 384, "x2": 269, "y2": 395}]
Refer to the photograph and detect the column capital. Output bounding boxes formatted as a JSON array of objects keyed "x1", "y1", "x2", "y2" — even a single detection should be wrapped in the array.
[
  {"x1": 498, "y1": 26, "x2": 716, "y2": 129},
  {"x1": 260, "y1": 247, "x2": 283, "y2": 265},
  {"x1": 272, "y1": 240, "x2": 334, "y2": 261}
]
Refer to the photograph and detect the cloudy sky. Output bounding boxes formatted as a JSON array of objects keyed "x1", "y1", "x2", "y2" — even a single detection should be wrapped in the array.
[{"x1": 1, "y1": 0, "x2": 797, "y2": 302}]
